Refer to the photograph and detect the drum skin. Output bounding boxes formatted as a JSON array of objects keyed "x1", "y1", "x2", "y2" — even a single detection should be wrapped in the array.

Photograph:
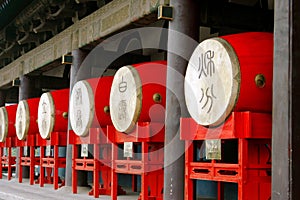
[
  {"x1": 0, "y1": 104, "x2": 17, "y2": 142},
  {"x1": 94, "y1": 77, "x2": 114, "y2": 127},
  {"x1": 185, "y1": 32, "x2": 273, "y2": 126},
  {"x1": 221, "y1": 32, "x2": 273, "y2": 112},
  {"x1": 110, "y1": 61, "x2": 167, "y2": 133},
  {"x1": 15, "y1": 98, "x2": 40, "y2": 140},
  {"x1": 69, "y1": 76, "x2": 113, "y2": 137},
  {"x1": 50, "y1": 88, "x2": 69, "y2": 132},
  {"x1": 132, "y1": 61, "x2": 167, "y2": 123},
  {"x1": 38, "y1": 89, "x2": 69, "y2": 139}
]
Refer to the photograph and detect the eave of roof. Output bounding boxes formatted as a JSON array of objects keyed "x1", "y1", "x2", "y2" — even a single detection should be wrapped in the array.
[{"x1": 0, "y1": 0, "x2": 35, "y2": 30}]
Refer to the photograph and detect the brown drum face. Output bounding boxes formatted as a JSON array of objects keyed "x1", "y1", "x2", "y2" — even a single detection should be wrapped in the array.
[
  {"x1": 109, "y1": 66, "x2": 142, "y2": 133},
  {"x1": 0, "y1": 107, "x2": 8, "y2": 142},
  {"x1": 15, "y1": 100, "x2": 30, "y2": 140},
  {"x1": 38, "y1": 92, "x2": 55, "y2": 139},
  {"x1": 69, "y1": 80, "x2": 94, "y2": 137},
  {"x1": 185, "y1": 32, "x2": 273, "y2": 126},
  {"x1": 185, "y1": 38, "x2": 240, "y2": 126}
]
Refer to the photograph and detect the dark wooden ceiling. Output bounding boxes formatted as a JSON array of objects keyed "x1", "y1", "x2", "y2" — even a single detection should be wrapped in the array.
[{"x1": 0, "y1": 0, "x2": 112, "y2": 69}]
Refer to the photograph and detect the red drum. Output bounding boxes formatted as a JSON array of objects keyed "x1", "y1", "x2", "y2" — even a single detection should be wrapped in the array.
[
  {"x1": 15, "y1": 98, "x2": 40, "y2": 140},
  {"x1": 38, "y1": 89, "x2": 69, "y2": 139},
  {"x1": 69, "y1": 76, "x2": 113, "y2": 137},
  {"x1": 0, "y1": 104, "x2": 17, "y2": 142},
  {"x1": 110, "y1": 61, "x2": 167, "y2": 133},
  {"x1": 185, "y1": 32, "x2": 273, "y2": 126}
]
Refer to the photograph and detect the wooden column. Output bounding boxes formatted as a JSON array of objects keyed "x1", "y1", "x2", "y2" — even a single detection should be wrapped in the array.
[
  {"x1": 273, "y1": 0, "x2": 300, "y2": 199},
  {"x1": 65, "y1": 48, "x2": 90, "y2": 187},
  {"x1": 0, "y1": 90, "x2": 7, "y2": 107},
  {"x1": 164, "y1": 0, "x2": 199, "y2": 199}
]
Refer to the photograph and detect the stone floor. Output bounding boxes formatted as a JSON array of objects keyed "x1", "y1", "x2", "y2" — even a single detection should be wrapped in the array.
[{"x1": 0, "y1": 176, "x2": 139, "y2": 200}]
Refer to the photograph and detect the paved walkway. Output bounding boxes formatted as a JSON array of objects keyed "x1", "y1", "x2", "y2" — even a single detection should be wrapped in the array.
[{"x1": 0, "y1": 177, "x2": 139, "y2": 200}]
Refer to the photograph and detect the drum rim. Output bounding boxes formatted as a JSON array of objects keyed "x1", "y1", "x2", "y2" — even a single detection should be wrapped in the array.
[
  {"x1": 0, "y1": 107, "x2": 8, "y2": 142},
  {"x1": 185, "y1": 37, "x2": 241, "y2": 126},
  {"x1": 70, "y1": 80, "x2": 95, "y2": 137},
  {"x1": 110, "y1": 65, "x2": 142, "y2": 133},
  {"x1": 38, "y1": 92, "x2": 55, "y2": 140},
  {"x1": 212, "y1": 37, "x2": 240, "y2": 126},
  {"x1": 16, "y1": 100, "x2": 30, "y2": 141}
]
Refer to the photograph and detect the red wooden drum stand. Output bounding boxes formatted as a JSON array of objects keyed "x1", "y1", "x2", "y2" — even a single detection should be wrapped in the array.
[
  {"x1": 0, "y1": 142, "x2": 4, "y2": 179},
  {"x1": 109, "y1": 122, "x2": 164, "y2": 200},
  {"x1": 109, "y1": 61, "x2": 167, "y2": 200},
  {"x1": 15, "y1": 98, "x2": 40, "y2": 185},
  {"x1": 69, "y1": 128, "x2": 124, "y2": 198},
  {"x1": 185, "y1": 32, "x2": 273, "y2": 127},
  {"x1": 0, "y1": 139, "x2": 16, "y2": 181},
  {"x1": 36, "y1": 132, "x2": 67, "y2": 189},
  {"x1": 0, "y1": 105, "x2": 18, "y2": 180},
  {"x1": 36, "y1": 89, "x2": 69, "y2": 189},
  {"x1": 69, "y1": 77, "x2": 118, "y2": 198},
  {"x1": 16, "y1": 134, "x2": 40, "y2": 185},
  {"x1": 180, "y1": 112, "x2": 272, "y2": 200}
]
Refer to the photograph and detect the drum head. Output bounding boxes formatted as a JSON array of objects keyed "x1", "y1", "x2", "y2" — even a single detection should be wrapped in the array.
[
  {"x1": 38, "y1": 92, "x2": 55, "y2": 139},
  {"x1": 15, "y1": 100, "x2": 30, "y2": 140},
  {"x1": 0, "y1": 107, "x2": 8, "y2": 142},
  {"x1": 110, "y1": 65, "x2": 142, "y2": 133},
  {"x1": 69, "y1": 80, "x2": 94, "y2": 137},
  {"x1": 185, "y1": 37, "x2": 240, "y2": 126}
]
